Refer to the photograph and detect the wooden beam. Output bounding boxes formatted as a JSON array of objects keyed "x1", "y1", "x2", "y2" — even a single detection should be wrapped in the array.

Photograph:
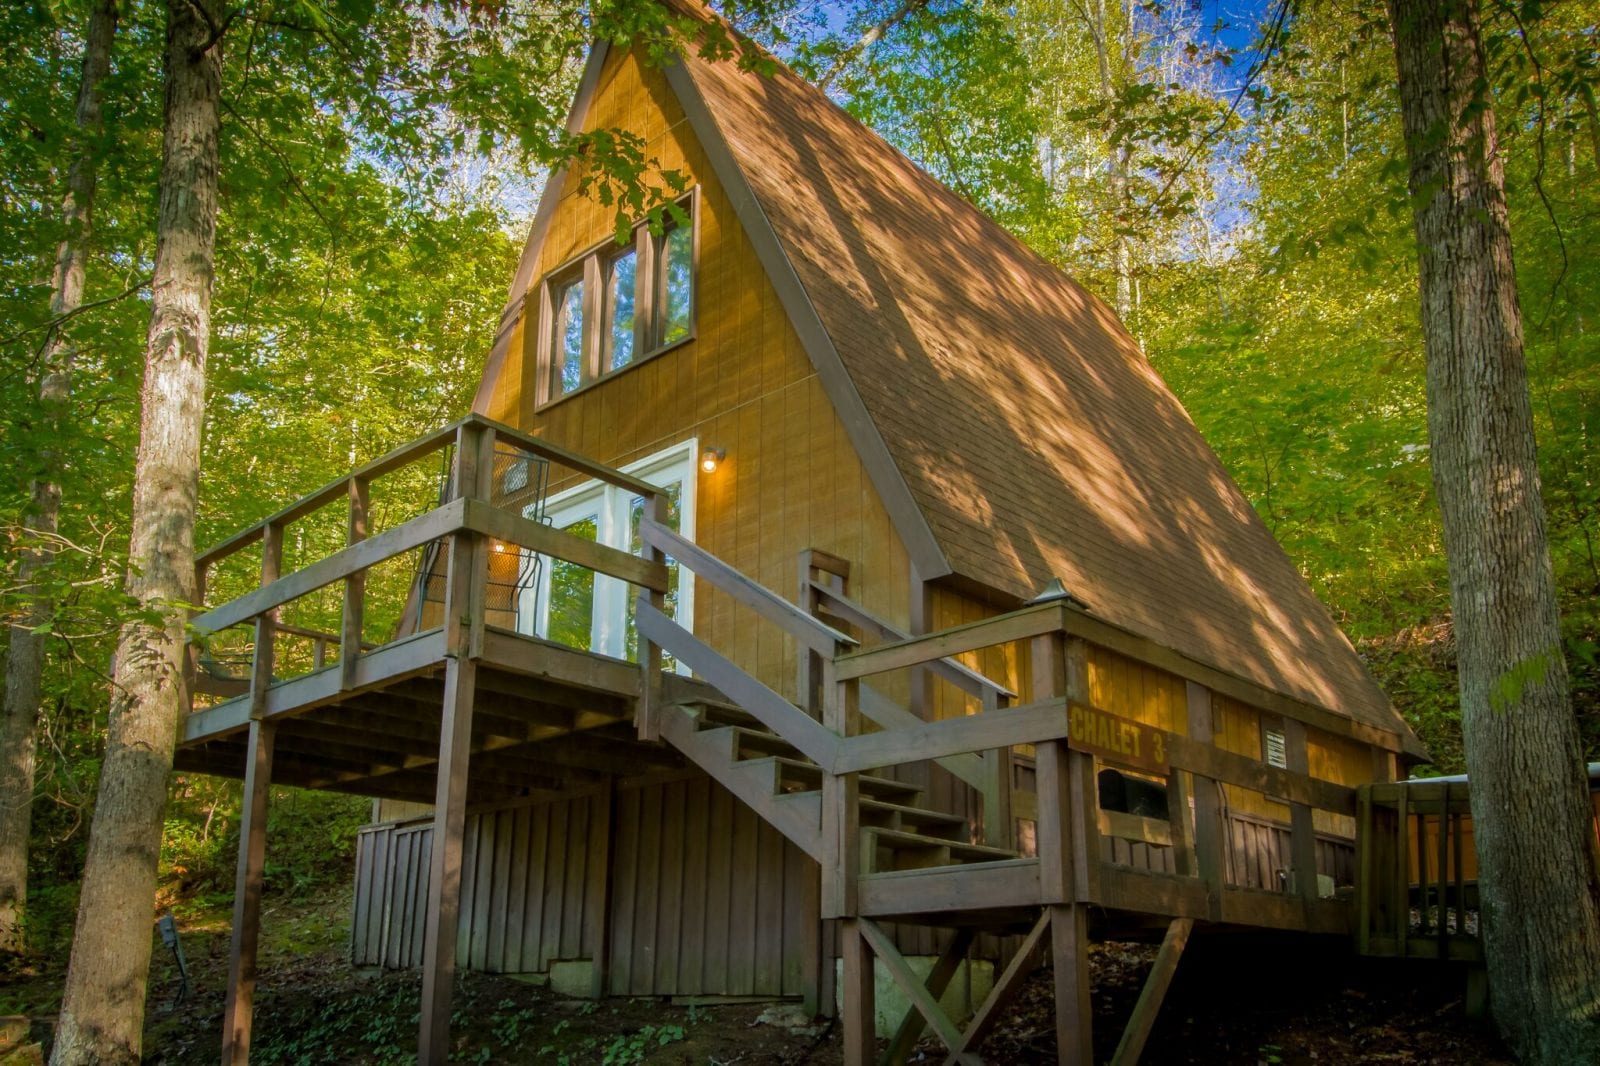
[
  {"x1": 857, "y1": 920, "x2": 971, "y2": 1062},
  {"x1": 195, "y1": 500, "x2": 468, "y2": 636},
  {"x1": 222, "y1": 719, "x2": 275, "y2": 1066},
  {"x1": 465, "y1": 498, "x2": 668, "y2": 594},
  {"x1": 947, "y1": 909, "x2": 1051, "y2": 1062},
  {"x1": 636, "y1": 602, "x2": 841, "y2": 768},
  {"x1": 833, "y1": 698, "x2": 1068, "y2": 774},
  {"x1": 811, "y1": 582, "x2": 1014, "y2": 700},
  {"x1": 1184, "y1": 683, "x2": 1226, "y2": 920},
  {"x1": 640, "y1": 518, "x2": 856, "y2": 655},
  {"x1": 1051, "y1": 904, "x2": 1093, "y2": 1066},
  {"x1": 1282, "y1": 719, "x2": 1320, "y2": 904},
  {"x1": 341, "y1": 476, "x2": 369, "y2": 691},
  {"x1": 858, "y1": 685, "x2": 986, "y2": 790},
  {"x1": 1110, "y1": 918, "x2": 1193, "y2": 1066},
  {"x1": 840, "y1": 919, "x2": 877, "y2": 1066},
  {"x1": 419, "y1": 656, "x2": 476, "y2": 1065},
  {"x1": 1061, "y1": 605, "x2": 1414, "y2": 757},
  {"x1": 881, "y1": 926, "x2": 976, "y2": 1065},
  {"x1": 636, "y1": 492, "x2": 668, "y2": 741},
  {"x1": 834, "y1": 604, "x2": 1063, "y2": 683}
]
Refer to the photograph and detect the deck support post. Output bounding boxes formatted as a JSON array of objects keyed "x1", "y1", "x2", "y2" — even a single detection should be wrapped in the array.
[
  {"x1": 840, "y1": 918, "x2": 876, "y2": 1066},
  {"x1": 418, "y1": 653, "x2": 478, "y2": 1065},
  {"x1": 222, "y1": 718, "x2": 276, "y2": 1066},
  {"x1": 1050, "y1": 903, "x2": 1093, "y2": 1066},
  {"x1": 636, "y1": 490, "x2": 668, "y2": 742},
  {"x1": 1110, "y1": 917, "x2": 1193, "y2": 1066},
  {"x1": 1184, "y1": 682, "x2": 1226, "y2": 918}
]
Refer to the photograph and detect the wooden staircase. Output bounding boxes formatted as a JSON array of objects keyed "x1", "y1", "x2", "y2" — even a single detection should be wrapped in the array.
[{"x1": 660, "y1": 696, "x2": 1018, "y2": 874}]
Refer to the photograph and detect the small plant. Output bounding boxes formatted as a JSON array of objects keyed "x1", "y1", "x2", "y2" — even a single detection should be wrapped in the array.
[{"x1": 601, "y1": 1024, "x2": 686, "y2": 1066}]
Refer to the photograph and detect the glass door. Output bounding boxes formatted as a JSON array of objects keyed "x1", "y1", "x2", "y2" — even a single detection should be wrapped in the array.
[{"x1": 518, "y1": 440, "x2": 696, "y2": 668}]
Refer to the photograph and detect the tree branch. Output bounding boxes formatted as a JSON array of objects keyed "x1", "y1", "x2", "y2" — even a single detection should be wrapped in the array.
[
  {"x1": 0, "y1": 277, "x2": 151, "y2": 350},
  {"x1": 817, "y1": 0, "x2": 935, "y2": 91}
]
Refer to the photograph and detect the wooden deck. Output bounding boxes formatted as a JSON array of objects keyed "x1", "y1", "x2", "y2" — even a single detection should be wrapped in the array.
[{"x1": 180, "y1": 415, "x2": 1408, "y2": 1066}]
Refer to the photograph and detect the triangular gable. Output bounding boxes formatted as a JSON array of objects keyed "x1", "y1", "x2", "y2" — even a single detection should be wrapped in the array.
[
  {"x1": 473, "y1": 27, "x2": 1418, "y2": 752},
  {"x1": 666, "y1": 37, "x2": 1415, "y2": 748}
]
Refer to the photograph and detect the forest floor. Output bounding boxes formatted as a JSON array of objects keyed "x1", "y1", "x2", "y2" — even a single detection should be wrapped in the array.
[{"x1": 0, "y1": 886, "x2": 1512, "y2": 1065}]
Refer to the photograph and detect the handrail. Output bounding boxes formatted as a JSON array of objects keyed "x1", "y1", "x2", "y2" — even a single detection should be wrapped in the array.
[
  {"x1": 809, "y1": 581, "x2": 1015, "y2": 701},
  {"x1": 197, "y1": 419, "x2": 468, "y2": 568},
  {"x1": 833, "y1": 602, "x2": 1065, "y2": 682},
  {"x1": 833, "y1": 697, "x2": 1069, "y2": 774},
  {"x1": 635, "y1": 601, "x2": 841, "y2": 768},
  {"x1": 639, "y1": 517, "x2": 857, "y2": 656},
  {"x1": 196, "y1": 413, "x2": 664, "y2": 571},
  {"x1": 192, "y1": 495, "x2": 669, "y2": 637}
]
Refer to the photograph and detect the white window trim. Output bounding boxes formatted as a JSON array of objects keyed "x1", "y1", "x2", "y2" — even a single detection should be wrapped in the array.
[{"x1": 518, "y1": 438, "x2": 697, "y2": 669}]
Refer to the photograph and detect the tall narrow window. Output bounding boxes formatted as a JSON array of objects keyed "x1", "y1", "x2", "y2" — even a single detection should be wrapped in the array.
[
  {"x1": 552, "y1": 275, "x2": 585, "y2": 397},
  {"x1": 605, "y1": 247, "x2": 637, "y2": 372},
  {"x1": 534, "y1": 190, "x2": 696, "y2": 407},
  {"x1": 659, "y1": 223, "x2": 692, "y2": 347}
]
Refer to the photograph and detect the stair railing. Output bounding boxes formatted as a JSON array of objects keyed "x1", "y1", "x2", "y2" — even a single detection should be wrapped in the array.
[{"x1": 798, "y1": 550, "x2": 1020, "y2": 848}]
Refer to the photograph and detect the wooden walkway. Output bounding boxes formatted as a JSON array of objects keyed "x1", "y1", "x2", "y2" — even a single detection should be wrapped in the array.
[{"x1": 179, "y1": 415, "x2": 1397, "y2": 1066}]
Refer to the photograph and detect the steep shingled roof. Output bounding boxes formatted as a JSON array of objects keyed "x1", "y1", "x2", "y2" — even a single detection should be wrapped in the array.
[{"x1": 665, "y1": 38, "x2": 1416, "y2": 746}]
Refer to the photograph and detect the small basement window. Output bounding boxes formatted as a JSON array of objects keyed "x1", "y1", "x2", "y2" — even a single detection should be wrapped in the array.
[
  {"x1": 1097, "y1": 768, "x2": 1170, "y2": 821},
  {"x1": 535, "y1": 191, "x2": 698, "y2": 406}
]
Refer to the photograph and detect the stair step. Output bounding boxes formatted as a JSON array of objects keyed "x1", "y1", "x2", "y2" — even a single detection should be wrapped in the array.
[
  {"x1": 758, "y1": 757, "x2": 922, "y2": 802},
  {"x1": 680, "y1": 699, "x2": 764, "y2": 730},
  {"x1": 728, "y1": 726, "x2": 802, "y2": 760},
  {"x1": 864, "y1": 827, "x2": 1016, "y2": 870},
  {"x1": 859, "y1": 798, "x2": 968, "y2": 839}
]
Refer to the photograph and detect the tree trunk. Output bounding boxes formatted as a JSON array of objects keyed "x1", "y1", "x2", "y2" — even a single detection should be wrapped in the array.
[
  {"x1": 1089, "y1": 0, "x2": 1132, "y2": 322},
  {"x1": 0, "y1": 0, "x2": 119, "y2": 955},
  {"x1": 1388, "y1": 1, "x2": 1600, "y2": 1060},
  {"x1": 49, "y1": 0, "x2": 220, "y2": 1060}
]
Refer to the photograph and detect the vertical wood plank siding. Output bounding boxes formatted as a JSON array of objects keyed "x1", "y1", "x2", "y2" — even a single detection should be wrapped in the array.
[
  {"x1": 353, "y1": 781, "x2": 810, "y2": 997},
  {"x1": 479, "y1": 49, "x2": 911, "y2": 703}
]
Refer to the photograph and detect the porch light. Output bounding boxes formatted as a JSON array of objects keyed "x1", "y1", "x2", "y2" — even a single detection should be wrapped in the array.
[{"x1": 700, "y1": 447, "x2": 725, "y2": 474}]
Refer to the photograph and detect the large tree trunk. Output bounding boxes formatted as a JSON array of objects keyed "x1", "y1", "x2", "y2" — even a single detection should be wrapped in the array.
[
  {"x1": 1388, "y1": 1, "x2": 1600, "y2": 1060},
  {"x1": 0, "y1": 0, "x2": 119, "y2": 956},
  {"x1": 49, "y1": 0, "x2": 220, "y2": 1060},
  {"x1": 1089, "y1": 0, "x2": 1132, "y2": 322}
]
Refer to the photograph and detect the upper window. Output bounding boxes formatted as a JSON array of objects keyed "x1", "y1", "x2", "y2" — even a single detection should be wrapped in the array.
[{"x1": 536, "y1": 192, "x2": 697, "y2": 406}]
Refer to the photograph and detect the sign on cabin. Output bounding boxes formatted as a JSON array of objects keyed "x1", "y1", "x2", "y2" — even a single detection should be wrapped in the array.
[{"x1": 1067, "y1": 703, "x2": 1169, "y2": 775}]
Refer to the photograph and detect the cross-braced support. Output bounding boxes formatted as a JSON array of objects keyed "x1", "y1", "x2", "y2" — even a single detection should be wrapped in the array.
[{"x1": 854, "y1": 909, "x2": 1092, "y2": 1066}]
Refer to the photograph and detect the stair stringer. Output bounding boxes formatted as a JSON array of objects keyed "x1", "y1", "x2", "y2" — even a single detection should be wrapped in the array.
[{"x1": 658, "y1": 703, "x2": 826, "y2": 861}]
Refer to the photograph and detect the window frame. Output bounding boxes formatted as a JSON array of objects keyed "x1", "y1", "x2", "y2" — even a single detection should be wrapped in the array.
[
  {"x1": 516, "y1": 438, "x2": 698, "y2": 670},
  {"x1": 532, "y1": 189, "x2": 699, "y2": 409}
]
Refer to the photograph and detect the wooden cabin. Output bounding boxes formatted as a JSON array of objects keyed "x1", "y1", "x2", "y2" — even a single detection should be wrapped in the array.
[{"x1": 176, "y1": 7, "x2": 1428, "y2": 1064}]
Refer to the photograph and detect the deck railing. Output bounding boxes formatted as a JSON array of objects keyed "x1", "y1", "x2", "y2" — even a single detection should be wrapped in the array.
[{"x1": 185, "y1": 414, "x2": 670, "y2": 725}]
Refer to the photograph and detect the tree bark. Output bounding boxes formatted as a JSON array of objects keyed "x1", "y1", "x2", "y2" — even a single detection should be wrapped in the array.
[
  {"x1": 1088, "y1": 0, "x2": 1132, "y2": 321},
  {"x1": 49, "y1": 0, "x2": 220, "y2": 1060},
  {"x1": 1388, "y1": 1, "x2": 1600, "y2": 1060},
  {"x1": 0, "y1": 0, "x2": 119, "y2": 955}
]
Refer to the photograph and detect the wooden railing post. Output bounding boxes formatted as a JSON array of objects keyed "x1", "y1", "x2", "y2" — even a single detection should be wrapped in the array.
[
  {"x1": 1063, "y1": 638, "x2": 1100, "y2": 903},
  {"x1": 444, "y1": 423, "x2": 494, "y2": 659},
  {"x1": 1185, "y1": 682, "x2": 1226, "y2": 918},
  {"x1": 340, "y1": 476, "x2": 369, "y2": 689},
  {"x1": 821, "y1": 654, "x2": 862, "y2": 918},
  {"x1": 636, "y1": 491, "x2": 668, "y2": 742},
  {"x1": 183, "y1": 560, "x2": 209, "y2": 714},
  {"x1": 1282, "y1": 719, "x2": 1320, "y2": 905},
  {"x1": 1032, "y1": 632, "x2": 1071, "y2": 903},
  {"x1": 980, "y1": 686, "x2": 1014, "y2": 849},
  {"x1": 249, "y1": 522, "x2": 283, "y2": 720}
]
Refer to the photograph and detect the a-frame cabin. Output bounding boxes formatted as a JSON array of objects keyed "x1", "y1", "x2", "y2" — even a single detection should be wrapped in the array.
[{"x1": 177, "y1": 7, "x2": 1426, "y2": 1063}]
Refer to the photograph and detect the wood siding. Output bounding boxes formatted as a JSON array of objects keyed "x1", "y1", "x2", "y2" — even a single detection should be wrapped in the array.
[
  {"x1": 354, "y1": 780, "x2": 812, "y2": 995},
  {"x1": 483, "y1": 48, "x2": 911, "y2": 702}
]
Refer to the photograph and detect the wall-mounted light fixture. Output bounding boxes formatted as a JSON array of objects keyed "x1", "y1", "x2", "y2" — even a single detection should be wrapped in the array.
[{"x1": 700, "y1": 447, "x2": 726, "y2": 474}]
